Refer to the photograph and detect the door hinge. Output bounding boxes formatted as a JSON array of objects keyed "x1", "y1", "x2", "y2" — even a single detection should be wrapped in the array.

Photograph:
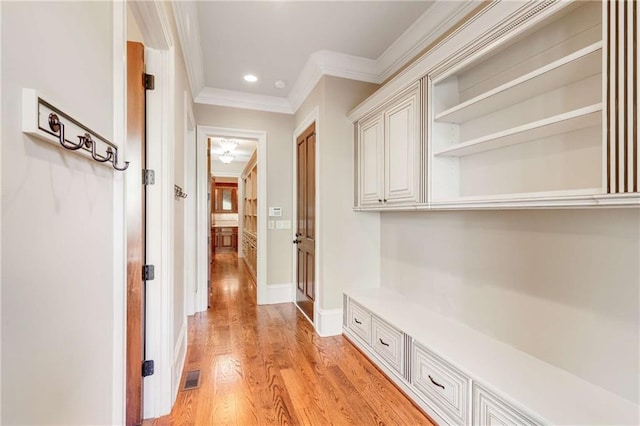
[
  {"x1": 143, "y1": 169, "x2": 155, "y2": 185},
  {"x1": 144, "y1": 73, "x2": 155, "y2": 91},
  {"x1": 142, "y1": 360, "x2": 154, "y2": 377},
  {"x1": 142, "y1": 264, "x2": 155, "y2": 281}
]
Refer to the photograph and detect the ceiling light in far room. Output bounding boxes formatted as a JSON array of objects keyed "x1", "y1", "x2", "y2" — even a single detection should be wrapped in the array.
[
  {"x1": 219, "y1": 152, "x2": 234, "y2": 164},
  {"x1": 244, "y1": 74, "x2": 258, "y2": 83},
  {"x1": 274, "y1": 80, "x2": 286, "y2": 89},
  {"x1": 218, "y1": 138, "x2": 239, "y2": 152}
]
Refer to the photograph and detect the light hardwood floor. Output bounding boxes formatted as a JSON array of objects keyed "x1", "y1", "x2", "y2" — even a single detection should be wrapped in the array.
[{"x1": 144, "y1": 253, "x2": 433, "y2": 425}]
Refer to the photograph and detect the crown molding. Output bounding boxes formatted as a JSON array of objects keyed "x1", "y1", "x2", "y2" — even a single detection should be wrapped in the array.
[
  {"x1": 191, "y1": 0, "x2": 482, "y2": 115},
  {"x1": 375, "y1": 0, "x2": 482, "y2": 81},
  {"x1": 195, "y1": 87, "x2": 293, "y2": 115},
  {"x1": 172, "y1": 1, "x2": 205, "y2": 97},
  {"x1": 129, "y1": 0, "x2": 174, "y2": 50}
]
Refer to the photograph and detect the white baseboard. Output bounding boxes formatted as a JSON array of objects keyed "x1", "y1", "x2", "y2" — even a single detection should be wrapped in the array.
[
  {"x1": 171, "y1": 320, "x2": 187, "y2": 402},
  {"x1": 265, "y1": 282, "x2": 294, "y2": 305},
  {"x1": 316, "y1": 308, "x2": 344, "y2": 337}
]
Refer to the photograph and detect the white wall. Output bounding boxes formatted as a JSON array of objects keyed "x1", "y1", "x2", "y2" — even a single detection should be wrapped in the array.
[
  {"x1": 2, "y1": 2, "x2": 117, "y2": 424},
  {"x1": 380, "y1": 209, "x2": 640, "y2": 404},
  {"x1": 195, "y1": 105, "x2": 294, "y2": 285},
  {"x1": 294, "y1": 76, "x2": 381, "y2": 311}
]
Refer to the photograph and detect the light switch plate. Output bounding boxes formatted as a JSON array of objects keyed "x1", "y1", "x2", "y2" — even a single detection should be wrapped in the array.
[{"x1": 275, "y1": 220, "x2": 291, "y2": 229}]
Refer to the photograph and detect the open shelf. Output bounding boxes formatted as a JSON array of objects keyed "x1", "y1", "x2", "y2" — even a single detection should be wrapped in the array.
[
  {"x1": 435, "y1": 42, "x2": 602, "y2": 124},
  {"x1": 434, "y1": 104, "x2": 602, "y2": 157}
]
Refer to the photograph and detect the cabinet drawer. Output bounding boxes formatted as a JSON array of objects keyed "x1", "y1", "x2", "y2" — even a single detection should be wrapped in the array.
[
  {"x1": 412, "y1": 342, "x2": 470, "y2": 425},
  {"x1": 473, "y1": 384, "x2": 542, "y2": 426},
  {"x1": 346, "y1": 300, "x2": 371, "y2": 344},
  {"x1": 371, "y1": 316, "x2": 404, "y2": 374}
]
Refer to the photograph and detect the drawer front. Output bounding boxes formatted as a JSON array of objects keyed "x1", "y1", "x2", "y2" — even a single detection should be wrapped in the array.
[
  {"x1": 412, "y1": 343, "x2": 470, "y2": 425},
  {"x1": 347, "y1": 300, "x2": 371, "y2": 344},
  {"x1": 473, "y1": 384, "x2": 542, "y2": 426},
  {"x1": 371, "y1": 316, "x2": 404, "y2": 374}
]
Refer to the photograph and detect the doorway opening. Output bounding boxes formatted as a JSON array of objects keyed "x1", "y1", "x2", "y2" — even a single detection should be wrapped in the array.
[{"x1": 196, "y1": 127, "x2": 267, "y2": 310}]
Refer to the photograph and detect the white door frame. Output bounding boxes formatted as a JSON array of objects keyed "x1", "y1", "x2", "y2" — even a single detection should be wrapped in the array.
[
  {"x1": 291, "y1": 107, "x2": 321, "y2": 326},
  {"x1": 112, "y1": 2, "x2": 127, "y2": 424},
  {"x1": 127, "y1": 1, "x2": 177, "y2": 420},
  {"x1": 184, "y1": 92, "x2": 197, "y2": 316},
  {"x1": 196, "y1": 126, "x2": 267, "y2": 308}
]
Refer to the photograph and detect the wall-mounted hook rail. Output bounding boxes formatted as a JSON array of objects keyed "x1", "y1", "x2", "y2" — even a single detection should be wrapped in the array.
[
  {"x1": 22, "y1": 88, "x2": 129, "y2": 171},
  {"x1": 174, "y1": 185, "x2": 187, "y2": 199}
]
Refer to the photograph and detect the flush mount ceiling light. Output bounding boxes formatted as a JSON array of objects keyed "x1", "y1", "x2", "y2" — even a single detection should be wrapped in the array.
[
  {"x1": 219, "y1": 151, "x2": 234, "y2": 164},
  {"x1": 243, "y1": 74, "x2": 258, "y2": 83},
  {"x1": 274, "y1": 80, "x2": 286, "y2": 89},
  {"x1": 218, "y1": 138, "x2": 239, "y2": 152}
]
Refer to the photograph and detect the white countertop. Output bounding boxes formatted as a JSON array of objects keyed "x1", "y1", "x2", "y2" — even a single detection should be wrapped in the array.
[{"x1": 212, "y1": 221, "x2": 238, "y2": 228}]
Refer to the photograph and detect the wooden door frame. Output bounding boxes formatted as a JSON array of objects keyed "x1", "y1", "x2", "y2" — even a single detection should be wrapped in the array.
[
  {"x1": 196, "y1": 126, "x2": 268, "y2": 308},
  {"x1": 292, "y1": 107, "x2": 321, "y2": 327}
]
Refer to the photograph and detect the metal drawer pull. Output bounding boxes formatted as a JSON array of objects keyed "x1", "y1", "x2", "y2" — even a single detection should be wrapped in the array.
[
  {"x1": 379, "y1": 338, "x2": 390, "y2": 347},
  {"x1": 354, "y1": 318, "x2": 362, "y2": 325},
  {"x1": 428, "y1": 375, "x2": 445, "y2": 390}
]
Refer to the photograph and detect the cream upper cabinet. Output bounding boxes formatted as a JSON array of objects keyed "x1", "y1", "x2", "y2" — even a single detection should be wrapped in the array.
[
  {"x1": 350, "y1": 0, "x2": 639, "y2": 211},
  {"x1": 358, "y1": 112, "x2": 384, "y2": 207},
  {"x1": 356, "y1": 82, "x2": 423, "y2": 209}
]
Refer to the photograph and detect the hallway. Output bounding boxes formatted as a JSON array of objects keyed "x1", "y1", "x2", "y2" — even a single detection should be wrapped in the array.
[{"x1": 147, "y1": 253, "x2": 432, "y2": 425}]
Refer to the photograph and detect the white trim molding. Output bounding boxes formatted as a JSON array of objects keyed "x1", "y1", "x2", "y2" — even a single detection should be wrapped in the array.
[
  {"x1": 128, "y1": 1, "x2": 174, "y2": 50},
  {"x1": 143, "y1": 45, "x2": 176, "y2": 420},
  {"x1": 196, "y1": 87, "x2": 293, "y2": 114},
  {"x1": 172, "y1": 320, "x2": 188, "y2": 403},
  {"x1": 187, "y1": 1, "x2": 481, "y2": 114},
  {"x1": 112, "y1": 2, "x2": 127, "y2": 424},
  {"x1": 265, "y1": 283, "x2": 294, "y2": 305},
  {"x1": 316, "y1": 308, "x2": 344, "y2": 337},
  {"x1": 171, "y1": 1, "x2": 205, "y2": 97}
]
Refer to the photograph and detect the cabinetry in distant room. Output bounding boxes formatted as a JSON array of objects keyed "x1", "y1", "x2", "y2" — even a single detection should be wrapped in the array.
[
  {"x1": 214, "y1": 227, "x2": 238, "y2": 253},
  {"x1": 241, "y1": 151, "x2": 257, "y2": 281},
  {"x1": 214, "y1": 183, "x2": 238, "y2": 213},
  {"x1": 349, "y1": 0, "x2": 639, "y2": 210}
]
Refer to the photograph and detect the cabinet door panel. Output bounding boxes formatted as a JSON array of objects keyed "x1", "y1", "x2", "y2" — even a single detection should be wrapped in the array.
[
  {"x1": 359, "y1": 114, "x2": 384, "y2": 206},
  {"x1": 385, "y1": 85, "x2": 420, "y2": 204}
]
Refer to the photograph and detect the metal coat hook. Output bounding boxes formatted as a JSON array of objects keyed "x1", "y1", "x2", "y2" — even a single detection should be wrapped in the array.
[{"x1": 174, "y1": 185, "x2": 187, "y2": 199}]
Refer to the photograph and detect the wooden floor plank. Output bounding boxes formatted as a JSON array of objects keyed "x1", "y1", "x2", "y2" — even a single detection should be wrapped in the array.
[{"x1": 144, "y1": 253, "x2": 433, "y2": 426}]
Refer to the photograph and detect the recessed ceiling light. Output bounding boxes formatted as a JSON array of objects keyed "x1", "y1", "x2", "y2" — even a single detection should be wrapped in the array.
[
  {"x1": 244, "y1": 74, "x2": 258, "y2": 83},
  {"x1": 274, "y1": 80, "x2": 286, "y2": 89}
]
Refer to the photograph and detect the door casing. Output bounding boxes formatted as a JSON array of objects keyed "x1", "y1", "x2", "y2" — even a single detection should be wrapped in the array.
[{"x1": 292, "y1": 107, "x2": 321, "y2": 327}]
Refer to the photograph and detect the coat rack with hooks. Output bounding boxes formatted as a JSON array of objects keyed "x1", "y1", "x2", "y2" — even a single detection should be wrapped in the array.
[{"x1": 21, "y1": 88, "x2": 129, "y2": 171}]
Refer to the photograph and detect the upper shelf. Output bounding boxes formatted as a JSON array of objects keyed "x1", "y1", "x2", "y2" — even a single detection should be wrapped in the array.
[
  {"x1": 434, "y1": 103, "x2": 602, "y2": 157},
  {"x1": 434, "y1": 42, "x2": 603, "y2": 124}
]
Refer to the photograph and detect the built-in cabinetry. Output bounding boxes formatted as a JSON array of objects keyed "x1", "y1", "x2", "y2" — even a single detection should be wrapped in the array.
[
  {"x1": 350, "y1": 0, "x2": 639, "y2": 210},
  {"x1": 213, "y1": 226, "x2": 238, "y2": 253},
  {"x1": 214, "y1": 183, "x2": 238, "y2": 213},
  {"x1": 357, "y1": 81, "x2": 425, "y2": 209},
  {"x1": 343, "y1": 288, "x2": 638, "y2": 425},
  {"x1": 241, "y1": 151, "x2": 257, "y2": 281}
]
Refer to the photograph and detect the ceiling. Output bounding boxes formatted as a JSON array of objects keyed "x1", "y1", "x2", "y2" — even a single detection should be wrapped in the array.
[
  {"x1": 197, "y1": 1, "x2": 433, "y2": 98},
  {"x1": 173, "y1": 1, "x2": 479, "y2": 113}
]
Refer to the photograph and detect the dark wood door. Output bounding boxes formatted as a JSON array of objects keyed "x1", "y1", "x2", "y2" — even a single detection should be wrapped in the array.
[
  {"x1": 295, "y1": 123, "x2": 316, "y2": 321},
  {"x1": 126, "y1": 41, "x2": 146, "y2": 426}
]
